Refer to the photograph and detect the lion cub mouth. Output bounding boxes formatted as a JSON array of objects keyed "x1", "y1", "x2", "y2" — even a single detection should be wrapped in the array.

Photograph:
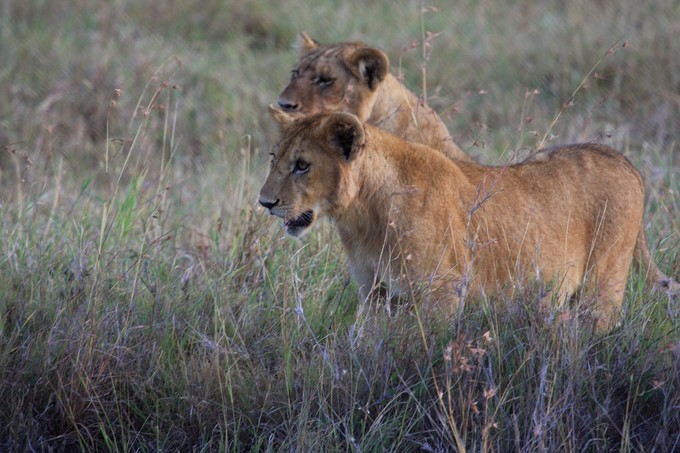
[{"x1": 284, "y1": 210, "x2": 315, "y2": 236}]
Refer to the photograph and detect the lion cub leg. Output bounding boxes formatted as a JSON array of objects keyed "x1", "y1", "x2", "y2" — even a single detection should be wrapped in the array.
[
  {"x1": 586, "y1": 240, "x2": 637, "y2": 332},
  {"x1": 412, "y1": 272, "x2": 464, "y2": 323},
  {"x1": 349, "y1": 259, "x2": 402, "y2": 316},
  {"x1": 352, "y1": 264, "x2": 382, "y2": 306}
]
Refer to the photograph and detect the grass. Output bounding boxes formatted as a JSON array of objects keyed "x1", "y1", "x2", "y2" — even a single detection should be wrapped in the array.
[{"x1": 1, "y1": 0, "x2": 678, "y2": 450}]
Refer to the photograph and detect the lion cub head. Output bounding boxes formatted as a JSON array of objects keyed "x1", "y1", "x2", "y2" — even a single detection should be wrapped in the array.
[
  {"x1": 277, "y1": 32, "x2": 389, "y2": 121},
  {"x1": 259, "y1": 107, "x2": 366, "y2": 237}
]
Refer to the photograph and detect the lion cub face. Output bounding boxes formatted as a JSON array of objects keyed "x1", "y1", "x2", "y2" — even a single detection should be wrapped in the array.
[
  {"x1": 277, "y1": 32, "x2": 388, "y2": 121},
  {"x1": 259, "y1": 108, "x2": 365, "y2": 237}
]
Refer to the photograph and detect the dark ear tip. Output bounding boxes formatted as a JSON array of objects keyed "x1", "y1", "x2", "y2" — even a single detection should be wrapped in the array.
[
  {"x1": 353, "y1": 47, "x2": 389, "y2": 64},
  {"x1": 355, "y1": 48, "x2": 390, "y2": 71},
  {"x1": 348, "y1": 48, "x2": 389, "y2": 90},
  {"x1": 323, "y1": 113, "x2": 366, "y2": 160}
]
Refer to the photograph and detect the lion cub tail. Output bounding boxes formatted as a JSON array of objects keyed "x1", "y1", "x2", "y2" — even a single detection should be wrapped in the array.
[{"x1": 635, "y1": 225, "x2": 680, "y2": 298}]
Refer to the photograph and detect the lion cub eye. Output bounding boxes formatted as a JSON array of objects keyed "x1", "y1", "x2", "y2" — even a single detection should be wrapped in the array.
[
  {"x1": 292, "y1": 159, "x2": 310, "y2": 175},
  {"x1": 315, "y1": 75, "x2": 334, "y2": 88},
  {"x1": 290, "y1": 69, "x2": 300, "y2": 81}
]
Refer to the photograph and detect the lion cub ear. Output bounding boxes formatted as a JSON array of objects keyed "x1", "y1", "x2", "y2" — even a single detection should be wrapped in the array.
[
  {"x1": 346, "y1": 48, "x2": 389, "y2": 91},
  {"x1": 268, "y1": 104, "x2": 297, "y2": 130},
  {"x1": 319, "y1": 113, "x2": 366, "y2": 161},
  {"x1": 296, "y1": 31, "x2": 320, "y2": 56}
]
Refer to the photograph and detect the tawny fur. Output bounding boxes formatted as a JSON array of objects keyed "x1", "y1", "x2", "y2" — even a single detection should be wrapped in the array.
[
  {"x1": 276, "y1": 32, "x2": 471, "y2": 162},
  {"x1": 260, "y1": 111, "x2": 679, "y2": 331}
]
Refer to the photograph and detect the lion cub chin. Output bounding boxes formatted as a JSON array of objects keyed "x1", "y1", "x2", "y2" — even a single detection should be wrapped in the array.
[{"x1": 260, "y1": 107, "x2": 673, "y2": 332}]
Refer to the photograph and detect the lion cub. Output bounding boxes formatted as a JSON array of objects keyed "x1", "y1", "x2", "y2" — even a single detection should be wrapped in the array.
[
  {"x1": 260, "y1": 108, "x2": 676, "y2": 330},
  {"x1": 276, "y1": 32, "x2": 472, "y2": 163}
]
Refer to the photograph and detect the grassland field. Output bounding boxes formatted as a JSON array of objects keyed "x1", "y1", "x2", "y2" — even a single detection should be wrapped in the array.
[{"x1": 0, "y1": 0, "x2": 678, "y2": 450}]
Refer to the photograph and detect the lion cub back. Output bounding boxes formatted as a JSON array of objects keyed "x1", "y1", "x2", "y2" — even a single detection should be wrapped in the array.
[{"x1": 463, "y1": 144, "x2": 645, "y2": 322}]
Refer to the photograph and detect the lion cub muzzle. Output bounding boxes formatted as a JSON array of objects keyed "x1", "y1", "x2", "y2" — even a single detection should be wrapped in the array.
[
  {"x1": 277, "y1": 97, "x2": 299, "y2": 112},
  {"x1": 259, "y1": 194, "x2": 316, "y2": 237},
  {"x1": 258, "y1": 196, "x2": 279, "y2": 210}
]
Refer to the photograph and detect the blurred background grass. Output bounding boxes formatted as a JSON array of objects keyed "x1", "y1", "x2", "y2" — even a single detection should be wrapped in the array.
[
  {"x1": 3, "y1": 0, "x2": 679, "y2": 164},
  {"x1": 0, "y1": 0, "x2": 678, "y2": 450}
]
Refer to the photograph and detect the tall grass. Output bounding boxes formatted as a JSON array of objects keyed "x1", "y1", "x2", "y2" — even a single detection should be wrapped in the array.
[{"x1": 0, "y1": 0, "x2": 678, "y2": 450}]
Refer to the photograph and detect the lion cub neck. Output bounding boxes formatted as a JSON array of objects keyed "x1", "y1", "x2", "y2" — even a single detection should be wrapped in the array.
[
  {"x1": 369, "y1": 74, "x2": 472, "y2": 163},
  {"x1": 332, "y1": 128, "x2": 474, "y2": 270}
]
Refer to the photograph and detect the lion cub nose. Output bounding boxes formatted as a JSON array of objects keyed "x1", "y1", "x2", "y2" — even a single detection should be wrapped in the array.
[
  {"x1": 277, "y1": 99, "x2": 299, "y2": 111},
  {"x1": 259, "y1": 196, "x2": 280, "y2": 210}
]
